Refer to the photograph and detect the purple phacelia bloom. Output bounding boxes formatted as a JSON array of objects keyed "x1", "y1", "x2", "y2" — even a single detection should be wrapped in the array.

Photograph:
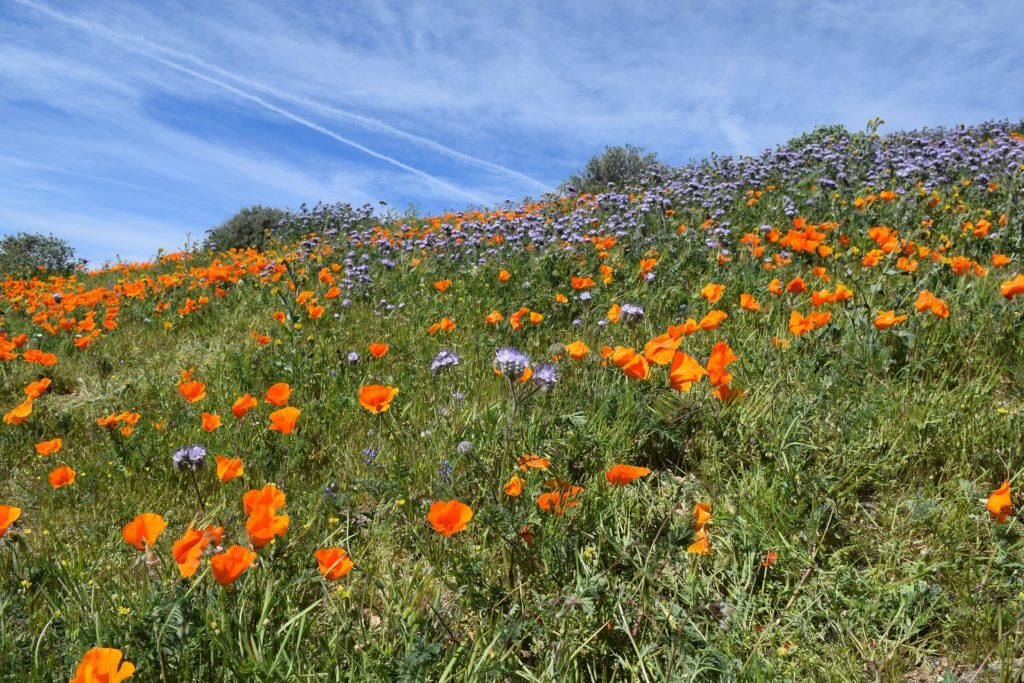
[
  {"x1": 430, "y1": 349, "x2": 460, "y2": 374},
  {"x1": 493, "y1": 346, "x2": 530, "y2": 380},
  {"x1": 172, "y1": 444, "x2": 206, "y2": 471},
  {"x1": 532, "y1": 363, "x2": 559, "y2": 392}
]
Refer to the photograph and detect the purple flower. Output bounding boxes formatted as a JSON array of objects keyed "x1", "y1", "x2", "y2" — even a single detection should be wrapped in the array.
[
  {"x1": 493, "y1": 347, "x2": 530, "y2": 380},
  {"x1": 172, "y1": 444, "x2": 206, "y2": 471}
]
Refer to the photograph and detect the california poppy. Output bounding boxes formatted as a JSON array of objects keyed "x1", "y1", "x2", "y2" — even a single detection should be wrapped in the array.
[
  {"x1": 643, "y1": 333, "x2": 682, "y2": 366},
  {"x1": 669, "y1": 351, "x2": 706, "y2": 392},
  {"x1": 518, "y1": 454, "x2": 550, "y2": 471},
  {"x1": 121, "y1": 513, "x2": 167, "y2": 550},
  {"x1": 504, "y1": 475, "x2": 525, "y2": 497},
  {"x1": 35, "y1": 438, "x2": 62, "y2": 456},
  {"x1": 70, "y1": 647, "x2": 135, "y2": 683},
  {"x1": 687, "y1": 528, "x2": 711, "y2": 554},
  {"x1": 700, "y1": 283, "x2": 725, "y2": 303},
  {"x1": 215, "y1": 455, "x2": 244, "y2": 483},
  {"x1": 873, "y1": 310, "x2": 908, "y2": 329},
  {"x1": 177, "y1": 381, "x2": 206, "y2": 403},
  {"x1": 246, "y1": 505, "x2": 290, "y2": 548},
  {"x1": 987, "y1": 480, "x2": 1013, "y2": 523},
  {"x1": 24, "y1": 378, "x2": 51, "y2": 398},
  {"x1": 268, "y1": 406, "x2": 301, "y2": 434},
  {"x1": 368, "y1": 342, "x2": 389, "y2": 358},
  {"x1": 427, "y1": 500, "x2": 473, "y2": 536},
  {"x1": 211, "y1": 545, "x2": 257, "y2": 585},
  {"x1": 3, "y1": 397, "x2": 33, "y2": 425},
  {"x1": 537, "y1": 482, "x2": 584, "y2": 514},
  {"x1": 433, "y1": 279, "x2": 452, "y2": 292},
  {"x1": 232, "y1": 394, "x2": 258, "y2": 419},
  {"x1": 201, "y1": 413, "x2": 222, "y2": 432},
  {"x1": 565, "y1": 341, "x2": 590, "y2": 359},
  {"x1": 739, "y1": 293, "x2": 761, "y2": 311},
  {"x1": 265, "y1": 383, "x2": 291, "y2": 406},
  {"x1": 243, "y1": 484, "x2": 286, "y2": 515},
  {"x1": 0, "y1": 504, "x2": 21, "y2": 538},
  {"x1": 315, "y1": 547, "x2": 354, "y2": 580},
  {"x1": 48, "y1": 465, "x2": 76, "y2": 488},
  {"x1": 1000, "y1": 274, "x2": 1024, "y2": 300},
  {"x1": 706, "y1": 342, "x2": 737, "y2": 388},
  {"x1": 172, "y1": 526, "x2": 210, "y2": 578},
  {"x1": 605, "y1": 464, "x2": 652, "y2": 485},
  {"x1": 358, "y1": 385, "x2": 399, "y2": 413}
]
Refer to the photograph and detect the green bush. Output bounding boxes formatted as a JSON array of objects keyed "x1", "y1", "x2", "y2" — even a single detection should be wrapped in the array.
[
  {"x1": 564, "y1": 144, "x2": 665, "y2": 193},
  {"x1": 204, "y1": 205, "x2": 289, "y2": 251},
  {"x1": 0, "y1": 231, "x2": 79, "y2": 278}
]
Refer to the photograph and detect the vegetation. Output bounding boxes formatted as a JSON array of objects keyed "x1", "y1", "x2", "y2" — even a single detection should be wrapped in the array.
[
  {"x1": 204, "y1": 205, "x2": 289, "y2": 251},
  {"x1": 2, "y1": 120, "x2": 1024, "y2": 681},
  {"x1": 0, "y1": 231, "x2": 79, "y2": 278}
]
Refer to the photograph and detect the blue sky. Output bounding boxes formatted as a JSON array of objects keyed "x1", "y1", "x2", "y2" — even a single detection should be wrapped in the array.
[{"x1": 1, "y1": 0, "x2": 1022, "y2": 265}]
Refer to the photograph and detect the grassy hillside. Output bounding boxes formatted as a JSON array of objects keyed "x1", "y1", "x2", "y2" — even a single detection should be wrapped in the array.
[{"x1": 2, "y1": 121, "x2": 1024, "y2": 681}]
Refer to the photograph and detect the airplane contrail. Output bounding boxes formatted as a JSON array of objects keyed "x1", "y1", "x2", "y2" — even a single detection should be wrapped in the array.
[
  {"x1": 9, "y1": 0, "x2": 495, "y2": 205},
  {"x1": 11, "y1": 0, "x2": 549, "y2": 198}
]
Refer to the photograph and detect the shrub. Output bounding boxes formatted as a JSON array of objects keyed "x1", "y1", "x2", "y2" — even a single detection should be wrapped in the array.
[
  {"x1": 564, "y1": 144, "x2": 665, "y2": 193},
  {"x1": 0, "y1": 231, "x2": 79, "y2": 278},
  {"x1": 205, "y1": 205, "x2": 289, "y2": 251}
]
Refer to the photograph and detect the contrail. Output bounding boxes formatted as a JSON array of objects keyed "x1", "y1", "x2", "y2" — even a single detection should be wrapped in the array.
[
  {"x1": 12, "y1": 0, "x2": 488, "y2": 205},
  {"x1": 12, "y1": 0, "x2": 549, "y2": 197},
  {"x1": 0, "y1": 153, "x2": 232, "y2": 210}
]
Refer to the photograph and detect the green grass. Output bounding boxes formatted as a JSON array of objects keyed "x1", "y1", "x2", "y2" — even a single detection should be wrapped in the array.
[{"x1": 2, "y1": 158, "x2": 1024, "y2": 681}]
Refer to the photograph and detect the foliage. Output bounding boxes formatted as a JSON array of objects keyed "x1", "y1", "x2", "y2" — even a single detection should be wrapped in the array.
[
  {"x1": 564, "y1": 144, "x2": 666, "y2": 193},
  {"x1": 204, "y1": 205, "x2": 289, "y2": 251},
  {"x1": 0, "y1": 231, "x2": 79, "y2": 278}
]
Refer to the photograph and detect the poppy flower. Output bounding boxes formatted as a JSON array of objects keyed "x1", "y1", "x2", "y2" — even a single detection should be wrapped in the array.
[
  {"x1": 177, "y1": 381, "x2": 207, "y2": 403},
  {"x1": 992, "y1": 254, "x2": 1011, "y2": 267},
  {"x1": 518, "y1": 454, "x2": 550, "y2": 471},
  {"x1": 693, "y1": 502, "x2": 712, "y2": 529},
  {"x1": 265, "y1": 383, "x2": 291, "y2": 406},
  {"x1": 687, "y1": 528, "x2": 710, "y2": 554},
  {"x1": 498, "y1": 269, "x2": 511, "y2": 282},
  {"x1": 706, "y1": 342, "x2": 737, "y2": 388},
  {"x1": 201, "y1": 413, "x2": 222, "y2": 432},
  {"x1": 70, "y1": 647, "x2": 135, "y2": 683},
  {"x1": 987, "y1": 480, "x2": 1013, "y2": 523},
  {"x1": 35, "y1": 438, "x2": 62, "y2": 456},
  {"x1": 368, "y1": 342, "x2": 389, "y2": 358},
  {"x1": 785, "y1": 276, "x2": 807, "y2": 294},
  {"x1": 23, "y1": 349, "x2": 57, "y2": 366},
  {"x1": 24, "y1": 378, "x2": 51, "y2": 398},
  {"x1": 668, "y1": 351, "x2": 706, "y2": 391},
  {"x1": 485, "y1": 310, "x2": 504, "y2": 324},
  {"x1": 565, "y1": 341, "x2": 590, "y2": 359},
  {"x1": 433, "y1": 279, "x2": 452, "y2": 292},
  {"x1": 504, "y1": 475, "x2": 525, "y2": 497},
  {"x1": 3, "y1": 397, "x2": 33, "y2": 425},
  {"x1": 427, "y1": 500, "x2": 473, "y2": 536},
  {"x1": 643, "y1": 333, "x2": 682, "y2": 366},
  {"x1": 537, "y1": 483, "x2": 584, "y2": 514},
  {"x1": 768, "y1": 278, "x2": 783, "y2": 295},
  {"x1": 172, "y1": 526, "x2": 210, "y2": 578},
  {"x1": 605, "y1": 464, "x2": 652, "y2": 485},
  {"x1": 621, "y1": 353, "x2": 651, "y2": 380},
  {"x1": 268, "y1": 406, "x2": 301, "y2": 434},
  {"x1": 48, "y1": 465, "x2": 76, "y2": 488},
  {"x1": 121, "y1": 513, "x2": 167, "y2": 550},
  {"x1": 700, "y1": 283, "x2": 725, "y2": 303},
  {"x1": 873, "y1": 310, "x2": 908, "y2": 329},
  {"x1": 914, "y1": 291, "x2": 949, "y2": 318},
  {"x1": 315, "y1": 547, "x2": 354, "y2": 580},
  {"x1": 739, "y1": 293, "x2": 761, "y2": 311},
  {"x1": 571, "y1": 276, "x2": 595, "y2": 290},
  {"x1": 1000, "y1": 274, "x2": 1024, "y2": 299},
  {"x1": 428, "y1": 317, "x2": 456, "y2": 333},
  {"x1": 607, "y1": 303, "x2": 621, "y2": 323},
  {"x1": 246, "y1": 505, "x2": 290, "y2": 548},
  {"x1": 0, "y1": 505, "x2": 21, "y2": 538},
  {"x1": 215, "y1": 455, "x2": 244, "y2": 483},
  {"x1": 232, "y1": 394, "x2": 258, "y2": 419},
  {"x1": 358, "y1": 385, "x2": 399, "y2": 413},
  {"x1": 211, "y1": 545, "x2": 257, "y2": 586},
  {"x1": 243, "y1": 485, "x2": 287, "y2": 515}
]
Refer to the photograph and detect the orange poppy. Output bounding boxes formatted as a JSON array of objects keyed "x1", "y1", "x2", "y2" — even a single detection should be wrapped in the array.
[
  {"x1": 537, "y1": 482, "x2": 584, "y2": 514},
  {"x1": 368, "y1": 342, "x2": 389, "y2": 358},
  {"x1": 433, "y1": 279, "x2": 452, "y2": 292},
  {"x1": 177, "y1": 381, "x2": 207, "y2": 403},
  {"x1": 706, "y1": 342, "x2": 737, "y2": 388},
  {"x1": 518, "y1": 454, "x2": 550, "y2": 471},
  {"x1": 687, "y1": 528, "x2": 710, "y2": 554},
  {"x1": 358, "y1": 385, "x2": 399, "y2": 413},
  {"x1": 565, "y1": 341, "x2": 590, "y2": 359},
  {"x1": 3, "y1": 397, "x2": 33, "y2": 425},
  {"x1": 0, "y1": 505, "x2": 22, "y2": 538},
  {"x1": 232, "y1": 393, "x2": 258, "y2": 419},
  {"x1": 24, "y1": 378, "x2": 51, "y2": 398},
  {"x1": 605, "y1": 464, "x2": 652, "y2": 485},
  {"x1": 23, "y1": 349, "x2": 57, "y2": 366},
  {"x1": 215, "y1": 455, "x2": 244, "y2": 483},
  {"x1": 669, "y1": 351, "x2": 707, "y2": 392},
  {"x1": 265, "y1": 383, "x2": 291, "y2": 406},
  {"x1": 268, "y1": 406, "x2": 301, "y2": 434},
  {"x1": 739, "y1": 293, "x2": 761, "y2": 311},
  {"x1": 643, "y1": 333, "x2": 682, "y2": 366},
  {"x1": 571, "y1": 276, "x2": 595, "y2": 290},
  {"x1": 700, "y1": 283, "x2": 725, "y2": 303},
  {"x1": 1000, "y1": 274, "x2": 1024, "y2": 299},
  {"x1": 48, "y1": 465, "x2": 76, "y2": 488},
  {"x1": 621, "y1": 353, "x2": 650, "y2": 380},
  {"x1": 504, "y1": 475, "x2": 525, "y2": 497},
  {"x1": 70, "y1": 647, "x2": 135, "y2": 683},
  {"x1": 607, "y1": 303, "x2": 621, "y2": 323},
  {"x1": 694, "y1": 502, "x2": 712, "y2": 529},
  {"x1": 987, "y1": 480, "x2": 1013, "y2": 523},
  {"x1": 172, "y1": 526, "x2": 210, "y2": 578},
  {"x1": 211, "y1": 545, "x2": 257, "y2": 585},
  {"x1": 243, "y1": 484, "x2": 286, "y2": 514},
  {"x1": 246, "y1": 506, "x2": 290, "y2": 548},
  {"x1": 427, "y1": 500, "x2": 473, "y2": 536},
  {"x1": 315, "y1": 547, "x2": 354, "y2": 580},
  {"x1": 35, "y1": 438, "x2": 63, "y2": 456},
  {"x1": 785, "y1": 276, "x2": 807, "y2": 294},
  {"x1": 201, "y1": 413, "x2": 222, "y2": 432},
  {"x1": 485, "y1": 310, "x2": 504, "y2": 324},
  {"x1": 498, "y1": 269, "x2": 511, "y2": 282},
  {"x1": 873, "y1": 310, "x2": 908, "y2": 329},
  {"x1": 121, "y1": 513, "x2": 167, "y2": 550},
  {"x1": 992, "y1": 254, "x2": 1011, "y2": 267}
]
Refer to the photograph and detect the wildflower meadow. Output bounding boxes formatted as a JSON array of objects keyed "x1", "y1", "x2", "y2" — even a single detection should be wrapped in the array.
[{"x1": 3, "y1": 121, "x2": 1024, "y2": 680}]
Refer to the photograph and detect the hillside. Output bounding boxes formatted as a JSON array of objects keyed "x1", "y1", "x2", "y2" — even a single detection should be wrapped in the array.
[{"x1": 2, "y1": 121, "x2": 1024, "y2": 681}]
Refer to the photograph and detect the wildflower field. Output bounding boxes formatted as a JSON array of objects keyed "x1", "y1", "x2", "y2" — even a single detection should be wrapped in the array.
[{"x1": 3, "y1": 121, "x2": 1024, "y2": 681}]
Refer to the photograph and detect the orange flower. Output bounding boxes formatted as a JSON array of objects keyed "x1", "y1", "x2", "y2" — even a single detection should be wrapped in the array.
[
  {"x1": 687, "y1": 528, "x2": 710, "y2": 554},
  {"x1": 433, "y1": 279, "x2": 452, "y2": 292},
  {"x1": 215, "y1": 455, "x2": 244, "y2": 483},
  {"x1": 211, "y1": 545, "x2": 257, "y2": 585},
  {"x1": 243, "y1": 484, "x2": 286, "y2": 514},
  {"x1": 607, "y1": 303, "x2": 621, "y2": 323},
  {"x1": 700, "y1": 283, "x2": 725, "y2": 303},
  {"x1": 873, "y1": 310, "x2": 908, "y2": 329},
  {"x1": 605, "y1": 464, "x2": 652, "y2": 486},
  {"x1": 268, "y1": 406, "x2": 301, "y2": 434},
  {"x1": 121, "y1": 513, "x2": 167, "y2": 550},
  {"x1": 23, "y1": 348, "x2": 57, "y2": 365},
  {"x1": 265, "y1": 382, "x2": 292, "y2": 406},
  {"x1": 428, "y1": 317, "x2": 457, "y2": 333},
  {"x1": 358, "y1": 385, "x2": 399, "y2": 413},
  {"x1": 315, "y1": 547, "x2": 354, "y2": 580},
  {"x1": 518, "y1": 454, "x2": 550, "y2": 471},
  {"x1": 485, "y1": 310, "x2": 504, "y2": 325},
  {"x1": 706, "y1": 342, "x2": 737, "y2": 388},
  {"x1": 172, "y1": 526, "x2": 210, "y2": 578},
  {"x1": 246, "y1": 505, "x2": 290, "y2": 548},
  {"x1": 177, "y1": 381, "x2": 207, "y2": 403},
  {"x1": 537, "y1": 482, "x2": 584, "y2": 514},
  {"x1": 3, "y1": 397, "x2": 33, "y2": 425},
  {"x1": 70, "y1": 647, "x2": 135, "y2": 683},
  {"x1": 1000, "y1": 274, "x2": 1024, "y2": 299},
  {"x1": 571, "y1": 276, "x2": 595, "y2": 290},
  {"x1": 698, "y1": 310, "x2": 728, "y2": 330},
  {"x1": 201, "y1": 413, "x2": 222, "y2": 432},
  {"x1": 643, "y1": 333, "x2": 682, "y2": 366},
  {"x1": 504, "y1": 475, "x2": 525, "y2": 497},
  {"x1": 621, "y1": 353, "x2": 650, "y2": 380},
  {"x1": 427, "y1": 500, "x2": 473, "y2": 536},
  {"x1": 232, "y1": 393, "x2": 258, "y2": 419},
  {"x1": 768, "y1": 278, "x2": 783, "y2": 295},
  {"x1": 992, "y1": 254, "x2": 1011, "y2": 267},
  {"x1": 739, "y1": 293, "x2": 761, "y2": 311},
  {"x1": 785, "y1": 276, "x2": 807, "y2": 294},
  {"x1": 0, "y1": 505, "x2": 22, "y2": 538},
  {"x1": 498, "y1": 269, "x2": 511, "y2": 282},
  {"x1": 368, "y1": 342, "x2": 389, "y2": 358},
  {"x1": 24, "y1": 378, "x2": 51, "y2": 398},
  {"x1": 914, "y1": 291, "x2": 949, "y2": 318},
  {"x1": 48, "y1": 464, "x2": 76, "y2": 488},
  {"x1": 694, "y1": 502, "x2": 712, "y2": 529},
  {"x1": 565, "y1": 341, "x2": 590, "y2": 359},
  {"x1": 668, "y1": 351, "x2": 707, "y2": 392},
  {"x1": 987, "y1": 480, "x2": 1013, "y2": 523},
  {"x1": 35, "y1": 437, "x2": 62, "y2": 456}
]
